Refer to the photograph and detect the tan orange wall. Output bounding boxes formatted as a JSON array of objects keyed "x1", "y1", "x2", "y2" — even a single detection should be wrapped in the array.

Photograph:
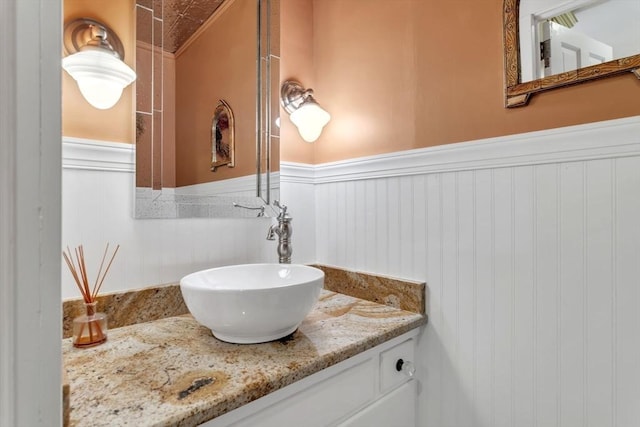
[
  {"x1": 297, "y1": 0, "x2": 640, "y2": 164},
  {"x1": 174, "y1": 0, "x2": 257, "y2": 187},
  {"x1": 279, "y1": 0, "x2": 315, "y2": 164},
  {"x1": 62, "y1": 0, "x2": 135, "y2": 143}
]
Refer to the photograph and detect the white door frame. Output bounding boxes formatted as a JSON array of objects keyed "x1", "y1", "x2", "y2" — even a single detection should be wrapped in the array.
[{"x1": 0, "y1": 0, "x2": 62, "y2": 425}]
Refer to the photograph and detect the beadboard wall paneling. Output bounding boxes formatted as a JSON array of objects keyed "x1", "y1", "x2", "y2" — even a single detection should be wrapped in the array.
[
  {"x1": 280, "y1": 117, "x2": 640, "y2": 427},
  {"x1": 61, "y1": 139, "x2": 275, "y2": 299},
  {"x1": 64, "y1": 117, "x2": 640, "y2": 426}
]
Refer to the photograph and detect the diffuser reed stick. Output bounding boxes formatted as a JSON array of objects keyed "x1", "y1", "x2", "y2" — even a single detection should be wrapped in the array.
[{"x1": 63, "y1": 243, "x2": 120, "y2": 347}]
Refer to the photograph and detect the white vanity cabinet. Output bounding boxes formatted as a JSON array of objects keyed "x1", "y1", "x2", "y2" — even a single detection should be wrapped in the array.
[
  {"x1": 203, "y1": 328, "x2": 419, "y2": 427},
  {"x1": 338, "y1": 338, "x2": 417, "y2": 427},
  {"x1": 337, "y1": 381, "x2": 416, "y2": 427}
]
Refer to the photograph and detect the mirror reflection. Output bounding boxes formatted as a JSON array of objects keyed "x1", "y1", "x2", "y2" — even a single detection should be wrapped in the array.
[
  {"x1": 519, "y1": 0, "x2": 640, "y2": 83},
  {"x1": 504, "y1": 0, "x2": 640, "y2": 107},
  {"x1": 135, "y1": 0, "x2": 279, "y2": 218}
]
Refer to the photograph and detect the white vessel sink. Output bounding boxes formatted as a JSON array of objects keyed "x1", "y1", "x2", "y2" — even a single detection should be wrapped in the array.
[{"x1": 180, "y1": 263, "x2": 324, "y2": 344}]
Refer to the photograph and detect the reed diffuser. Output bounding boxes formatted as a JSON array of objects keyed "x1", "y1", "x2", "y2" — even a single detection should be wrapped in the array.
[{"x1": 63, "y1": 243, "x2": 120, "y2": 348}]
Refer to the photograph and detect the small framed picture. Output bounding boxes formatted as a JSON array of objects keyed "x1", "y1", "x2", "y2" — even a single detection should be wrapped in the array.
[{"x1": 211, "y1": 99, "x2": 235, "y2": 171}]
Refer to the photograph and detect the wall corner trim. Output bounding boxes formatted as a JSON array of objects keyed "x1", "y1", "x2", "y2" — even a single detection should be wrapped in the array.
[
  {"x1": 62, "y1": 137, "x2": 135, "y2": 172},
  {"x1": 282, "y1": 116, "x2": 640, "y2": 184}
]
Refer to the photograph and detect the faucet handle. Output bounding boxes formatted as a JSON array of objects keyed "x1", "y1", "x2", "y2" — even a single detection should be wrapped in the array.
[
  {"x1": 233, "y1": 202, "x2": 265, "y2": 217},
  {"x1": 273, "y1": 200, "x2": 288, "y2": 217}
]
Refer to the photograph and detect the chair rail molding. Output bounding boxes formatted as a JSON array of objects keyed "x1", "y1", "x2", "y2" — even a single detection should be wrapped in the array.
[
  {"x1": 280, "y1": 116, "x2": 640, "y2": 184},
  {"x1": 63, "y1": 137, "x2": 135, "y2": 172}
]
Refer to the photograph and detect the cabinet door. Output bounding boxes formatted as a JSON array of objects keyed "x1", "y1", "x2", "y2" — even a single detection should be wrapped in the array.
[
  {"x1": 223, "y1": 359, "x2": 376, "y2": 427},
  {"x1": 337, "y1": 380, "x2": 416, "y2": 427}
]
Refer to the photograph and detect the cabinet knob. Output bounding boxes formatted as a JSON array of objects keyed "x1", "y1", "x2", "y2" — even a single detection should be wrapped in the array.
[{"x1": 395, "y1": 358, "x2": 415, "y2": 377}]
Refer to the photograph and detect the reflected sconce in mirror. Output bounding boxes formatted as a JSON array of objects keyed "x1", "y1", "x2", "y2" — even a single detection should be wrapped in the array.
[
  {"x1": 281, "y1": 80, "x2": 331, "y2": 142},
  {"x1": 62, "y1": 18, "x2": 136, "y2": 110}
]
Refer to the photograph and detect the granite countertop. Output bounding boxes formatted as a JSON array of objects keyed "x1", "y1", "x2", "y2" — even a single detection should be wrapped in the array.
[{"x1": 63, "y1": 290, "x2": 426, "y2": 427}]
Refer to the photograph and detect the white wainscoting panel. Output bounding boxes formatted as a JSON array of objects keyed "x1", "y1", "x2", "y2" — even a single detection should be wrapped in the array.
[
  {"x1": 61, "y1": 140, "x2": 275, "y2": 299},
  {"x1": 281, "y1": 116, "x2": 640, "y2": 427},
  {"x1": 64, "y1": 117, "x2": 640, "y2": 426}
]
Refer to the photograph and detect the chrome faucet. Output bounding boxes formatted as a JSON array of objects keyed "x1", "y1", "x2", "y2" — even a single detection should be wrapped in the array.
[{"x1": 266, "y1": 201, "x2": 292, "y2": 264}]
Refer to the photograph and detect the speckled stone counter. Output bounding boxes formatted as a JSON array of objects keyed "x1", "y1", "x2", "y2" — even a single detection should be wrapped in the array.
[
  {"x1": 62, "y1": 284, "x2": 188, "y2": 339},
  {"x1": 316, "y1": 264, "x2": 425, "y2": 314},
  {"x1": 63, "y1": 290, "x2": 425, "y2": 427}
]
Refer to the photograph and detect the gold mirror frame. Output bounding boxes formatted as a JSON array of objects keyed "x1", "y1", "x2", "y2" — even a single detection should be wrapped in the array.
[{"x1": 503, "y1": 0, "x2": 640, "y2": 108}]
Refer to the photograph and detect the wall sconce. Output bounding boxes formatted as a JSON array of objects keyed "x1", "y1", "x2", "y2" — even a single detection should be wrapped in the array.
[
  {"x1": 280, "y1": 80, "x2": 330, "y2": 143},
  {"x1": 62, "y1": 18, "x2": 136, "y2": 110}
]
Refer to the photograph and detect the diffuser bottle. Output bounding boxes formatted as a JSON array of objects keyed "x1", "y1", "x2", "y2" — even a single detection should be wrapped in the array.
[{"x1": 72, "y1": 301, "x2": 107, "y2": 348}]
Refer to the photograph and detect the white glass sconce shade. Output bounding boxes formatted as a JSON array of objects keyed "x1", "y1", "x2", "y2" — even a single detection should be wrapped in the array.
[
  {"x1": 62, "y1": 18, "x2": 136, "y2": 110},
  {"x1": 63, "y1": 50, "x2": 136, "y2": 110},
  {"x1": 289, "y1": 97, "x2": 331, "y2": 142},
  {"x1": 281, "y1": 80, "x2": 331, "y2": 143}
]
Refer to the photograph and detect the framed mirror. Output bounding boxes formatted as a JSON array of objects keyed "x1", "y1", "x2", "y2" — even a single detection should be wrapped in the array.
[
  {"x1": 503, "y1": 0, "x2": 640, "y2": 107},
  {"x1": 135, "y1": 0, "x2": 279, "y2": 218}
]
